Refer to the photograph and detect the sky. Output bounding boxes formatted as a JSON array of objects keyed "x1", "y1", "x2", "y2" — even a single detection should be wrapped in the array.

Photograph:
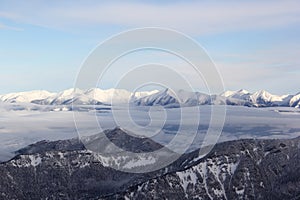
[{"x1": 0, "y1": 0, "x2": 300, "y2": 95}]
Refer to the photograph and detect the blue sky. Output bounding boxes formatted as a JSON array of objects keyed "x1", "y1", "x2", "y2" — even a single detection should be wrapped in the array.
[{"x1": 0, "y1": 0, "x2": 300, "y2": 94}]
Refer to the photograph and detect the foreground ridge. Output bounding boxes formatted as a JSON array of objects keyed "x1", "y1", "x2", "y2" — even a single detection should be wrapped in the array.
[{"x1": 0, "y1": 128, "x2": 300, "y2": 199}]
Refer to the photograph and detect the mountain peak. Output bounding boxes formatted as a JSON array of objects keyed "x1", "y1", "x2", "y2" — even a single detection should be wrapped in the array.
[
  {"x1": 237, "y1": 89, "x2": 250, "y2": 94},
  {"x1": 253, "y1": 90, "x2": 274, "y2": 98}
]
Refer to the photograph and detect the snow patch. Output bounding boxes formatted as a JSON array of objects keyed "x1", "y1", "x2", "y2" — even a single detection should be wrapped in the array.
[
  {"x1": 123, "y1": 156, "x2": 156, "y2": 169},
  {"x1": 29, "y1": 155, "x2": 42, "y2": 167}
]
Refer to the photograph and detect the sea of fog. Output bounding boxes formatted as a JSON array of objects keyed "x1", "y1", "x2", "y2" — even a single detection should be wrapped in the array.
[{"x1": 0, "y1": 103, "x2": 299, "y2": 162}]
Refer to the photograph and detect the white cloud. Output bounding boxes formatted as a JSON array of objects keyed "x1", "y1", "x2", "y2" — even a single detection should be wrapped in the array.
[
  {"x1": 0, "y1": 1, "x2": 300, "y2": 35},
  {"x1": 0, "y1": 21, "x2": 22, "y2": 31}
]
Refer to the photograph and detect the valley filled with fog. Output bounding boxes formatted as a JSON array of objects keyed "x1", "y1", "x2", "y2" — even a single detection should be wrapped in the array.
[{"x1": 0, "y1": 103, "x2": 299, "y2": 162}]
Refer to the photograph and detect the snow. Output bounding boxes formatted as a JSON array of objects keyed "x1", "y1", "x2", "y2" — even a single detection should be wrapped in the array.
[
  {"x1": 1, "y1": 88, "x2": 299, "y2": 108},
  {"x1": 135, "y1": 88, "x2": 299, "y2": 108},
  {"x1": 0, "y1": 88, "x2": 159, "y2": 105},
  {"x1": 212, "y1": 188, "x2": 224, "y2": 197},
  {"x1": 135, "y1": 88, "x2": 211, "y2": 107},
  {"x1": 85, "y1": 88, "x2": 132, "y2": 104},
  {"x1": 221, "y1": 89, "x2": 250, "y2": 98},
  {"x1": 250, "y1": 90, "x2": 285, "y2": 104},
  {"x1": 290, "y1": 93, "x2": 300, "y2": 107},
  {"x1": 84, "y1": 88, "x2": 159, "y2": 104},
  {"x1": 230, "y1": 161, "x2": 239, "y2": 175},
  {"x1": 207, "y1": 158, "x2": 228, "y2": 199},
  {"x1": 29, "y1": 155, "x2": 42, "y2": 167},
  {"x1": 0, "y1": 90, "x2": 56, "y2": 103},
  {"x1": 58, "y1": 152, "x2": 65, "y2": 159},
  {"x1": 123, "y1": 155, "x2": 156, "y2": 169},
  {"x1": 264, "y1": 151, "x2": 270, "y2": 157},
  {"x1": 93, "y1": 154, "x2": 120, "y2": 168},
  {"x1": 198, "y1": 162, "x2": 213, "y2": 200},
  {"x1": 10, "y1": 154, "x2": 42, "y2": 167},
  {"x1": 221, "y1": 90, "x2": 236, "y2": 97},
  {"x1": 235, "y1": 188, "x2": 245, "y2": 195},
  {"x1": 176, "y1": 154, "x2": 241, "y2": 199},
  {"x1": 92, "y1": 153, "x2": 157, "y2": 169},
  {"x1": 176, "y1": 170, "x2": 198, "y2": 194},
  {"x1": 79, "y1": 162, "x2": 90, "y2": 168}
]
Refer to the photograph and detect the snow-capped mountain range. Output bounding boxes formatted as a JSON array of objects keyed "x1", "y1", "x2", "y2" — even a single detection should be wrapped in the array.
[
  {"x1": 0, "y1": 88, "x2": 159, "y2": 106},
  {"x1": 135, "y1": 89, "x2": 300, "y2": 108},
  {"x1": 0, "y1": 88, "x2": 299, "y2": 108}
]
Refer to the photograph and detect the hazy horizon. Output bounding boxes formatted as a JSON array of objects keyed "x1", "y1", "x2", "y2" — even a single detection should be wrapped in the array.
[{"x1": 1, "y1": 87, "x2": 300, "y2": 96}]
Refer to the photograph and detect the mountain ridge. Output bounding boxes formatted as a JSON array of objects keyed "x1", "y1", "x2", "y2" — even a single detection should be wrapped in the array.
[
  {"x1": 0, "y1": 88, "x2": 299, "y2": 108},
  {"x1": 1, "y1": 128, "x2": 300, "y2": 199}
]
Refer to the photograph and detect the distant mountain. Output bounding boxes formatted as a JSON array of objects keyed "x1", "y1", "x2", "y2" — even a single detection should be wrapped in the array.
[
  {"x1": 0, "y1": 88, "x2": 158, "y2": 106},
  {"x1": 0, "y1": 90, "x2": 56, "y2": 103},
  {"x1": 31, "y1": 88, "x2": 159, "y2": 105},
  {"x1": 0, "y1": 88, "x2": 299, "y2": 108},
  {"x1": 135, "y1": 89, "x2": 299, "y2": 108},
  {"x1": 290, "y1": 93, "x2": 300, "y2": 107},
  {"x1": 249, "y1": 90, "x2": 293, "y2": 107},
  {"x1": 221, "y1": 89, "x2": 250, "y2": 99},
  {"x1": 1, "y1": 128, "x2": 300, "y2": 199},
  {"x1": 134, "y1": 89, "x2": 211, "y2": 107}
]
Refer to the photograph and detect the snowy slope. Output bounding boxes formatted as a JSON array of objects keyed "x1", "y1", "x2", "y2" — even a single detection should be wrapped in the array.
[
  {"x1": 136, "y1": 88, "x2": 299, "y2": 108},
  {"x1": 221, "y1": 89, "x2": 250, "y2": 100},
  {"x1": 249, "y1": 90, "x2": 293, "y2": 107},
  {"x1": 11, "y1": 88, "x2": 159, "y2": 105},
  {"x1": 84, "y1": 88, "x2": 159, "y2": 104},
  {"x1": 0, "y1": 90, "x2": 56, "y2": 103},
  {"x1": 135, "y1": 89, "x2": 211, "y2": 107},
  {"x1": 290, "y1": 93, "x2": 300, "y2": 107}
]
